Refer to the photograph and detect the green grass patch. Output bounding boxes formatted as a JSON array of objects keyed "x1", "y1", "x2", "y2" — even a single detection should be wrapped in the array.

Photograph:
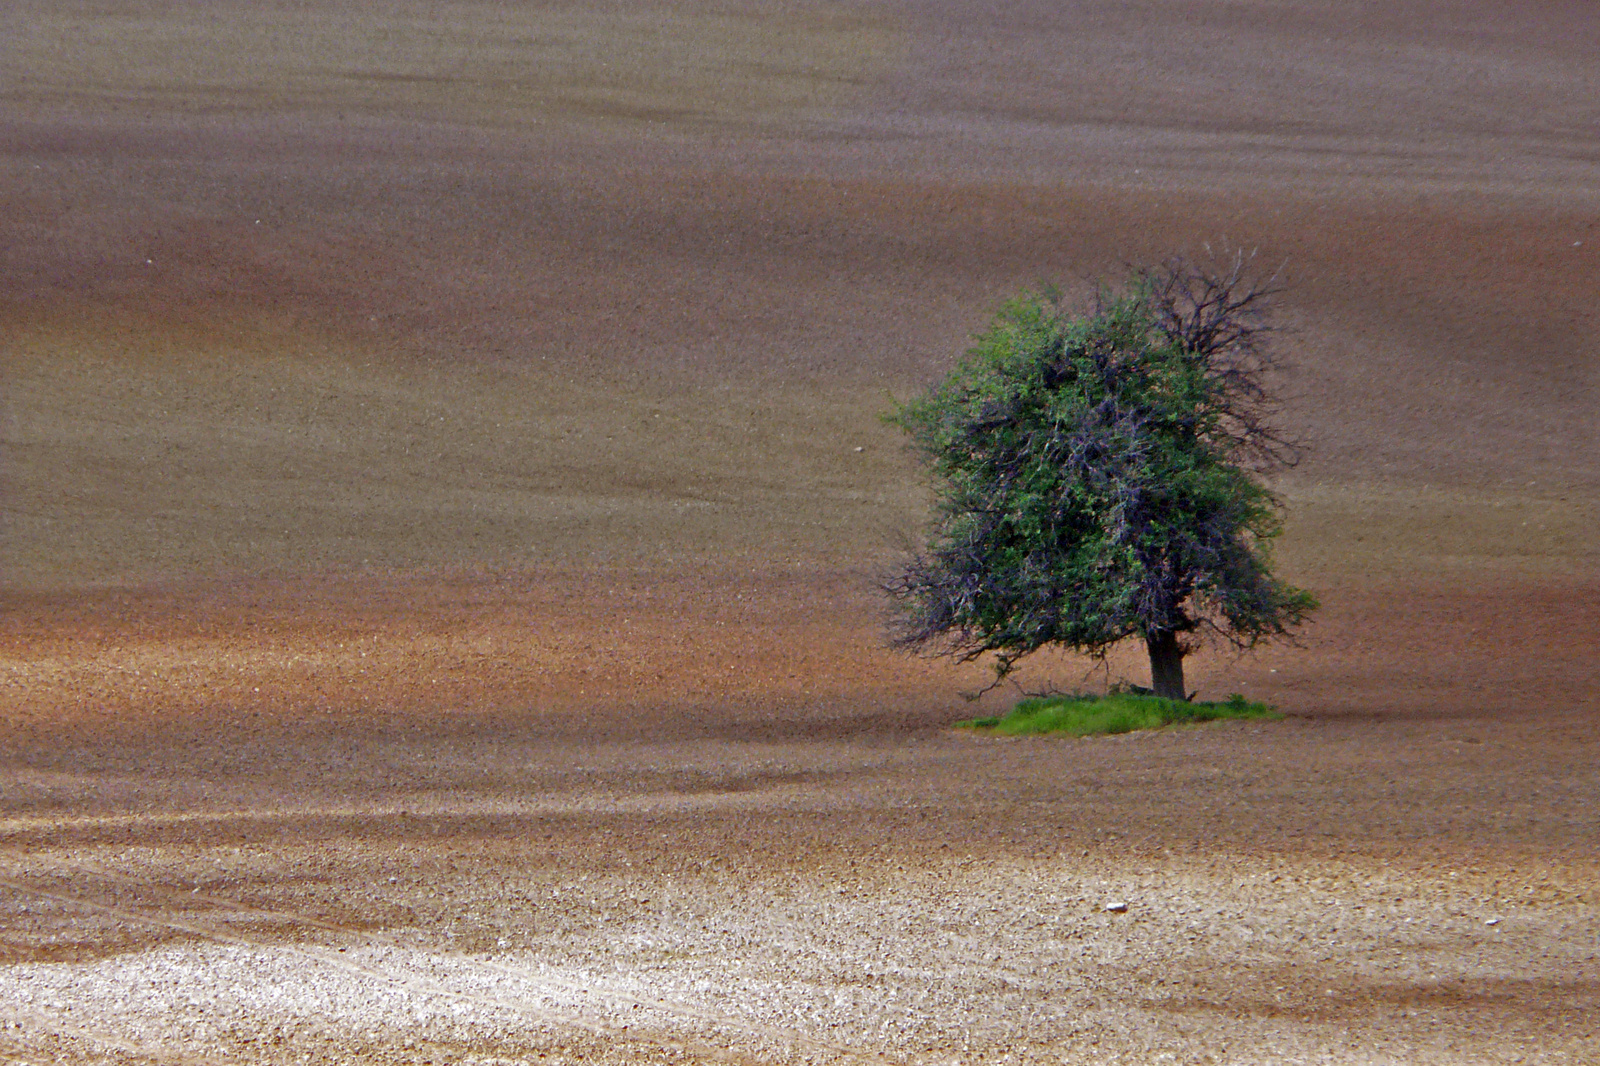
[{"x1": 959, "y1": 692, "x2": 1280, "y2": 737}]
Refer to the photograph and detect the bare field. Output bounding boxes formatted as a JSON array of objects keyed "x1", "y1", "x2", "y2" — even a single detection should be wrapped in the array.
[{"x1": 2, "y1": 0, "x2": 1598, "y2": 1062}]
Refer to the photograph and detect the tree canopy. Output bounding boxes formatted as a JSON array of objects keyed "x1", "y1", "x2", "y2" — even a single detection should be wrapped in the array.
[{"x1": 885, "y1": 256, "x2": 1317, "y2": 700}]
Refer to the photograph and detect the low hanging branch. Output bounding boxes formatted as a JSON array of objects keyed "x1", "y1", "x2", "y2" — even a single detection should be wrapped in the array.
[{"x1": 884, "y1": 253, "x2": 1317, "y2": 701}]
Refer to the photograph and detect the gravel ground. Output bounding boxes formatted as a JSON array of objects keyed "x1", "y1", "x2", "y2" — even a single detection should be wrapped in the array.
[{"x1": 2, "y1": 657, "x2": 1597, "y2": 1064}]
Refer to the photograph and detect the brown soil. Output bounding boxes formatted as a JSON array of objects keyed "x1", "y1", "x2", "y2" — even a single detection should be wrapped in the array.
[{"x1": 1, "y1": 1, "x2": 1597, "y2": 1062}]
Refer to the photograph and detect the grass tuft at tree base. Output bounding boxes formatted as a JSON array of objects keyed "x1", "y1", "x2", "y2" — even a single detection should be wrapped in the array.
[{"x1": 958, "y1": 692, "x2": 1280, "y2": 737}]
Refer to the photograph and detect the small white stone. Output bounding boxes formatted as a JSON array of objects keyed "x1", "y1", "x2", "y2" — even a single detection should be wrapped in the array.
[
  {"x1": 1485, "y1": 917, "x2": 1500, "y2": 926},
  {"x1": 1104, "y1": 901, "x2": 1128, "y2": 913}
]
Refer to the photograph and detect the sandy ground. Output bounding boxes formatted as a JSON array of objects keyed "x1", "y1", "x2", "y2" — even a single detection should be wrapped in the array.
[{"x1": 2, "y1": 0, "x2": 1598, "y2": 1062}]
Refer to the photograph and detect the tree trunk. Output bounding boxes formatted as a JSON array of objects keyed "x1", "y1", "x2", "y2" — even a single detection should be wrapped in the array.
[{"x1": 1145, "y1": 630, "x2": 1187, "y2": 701}]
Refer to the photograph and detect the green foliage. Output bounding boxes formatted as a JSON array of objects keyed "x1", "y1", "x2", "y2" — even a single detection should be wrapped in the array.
[
  {"x1": 884, "y1": 258, "x2": 1317, "y2": 689},
  {"x1": 959, "y1": 692, "x2": 1280, "y2": 736}
]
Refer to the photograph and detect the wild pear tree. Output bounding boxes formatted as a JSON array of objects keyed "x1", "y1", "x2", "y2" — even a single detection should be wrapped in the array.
[{"x1": 885, "y1": 255, "x2": 1317, "y2": 700}]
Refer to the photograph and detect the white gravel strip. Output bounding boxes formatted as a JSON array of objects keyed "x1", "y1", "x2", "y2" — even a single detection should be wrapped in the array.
[{"x1": 4, "y1": 854, "x2": 1594, "y2": 1065}]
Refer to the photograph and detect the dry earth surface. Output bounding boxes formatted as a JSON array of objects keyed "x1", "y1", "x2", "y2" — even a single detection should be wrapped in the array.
[{"x1": 2, "y1": 1, "x2": 1598, "y2": 1063}]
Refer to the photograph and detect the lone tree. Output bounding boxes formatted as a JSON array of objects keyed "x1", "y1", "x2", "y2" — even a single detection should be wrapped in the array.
[{"x1": 885, "y1": 254, "x2": 1317, "y2": 701}]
